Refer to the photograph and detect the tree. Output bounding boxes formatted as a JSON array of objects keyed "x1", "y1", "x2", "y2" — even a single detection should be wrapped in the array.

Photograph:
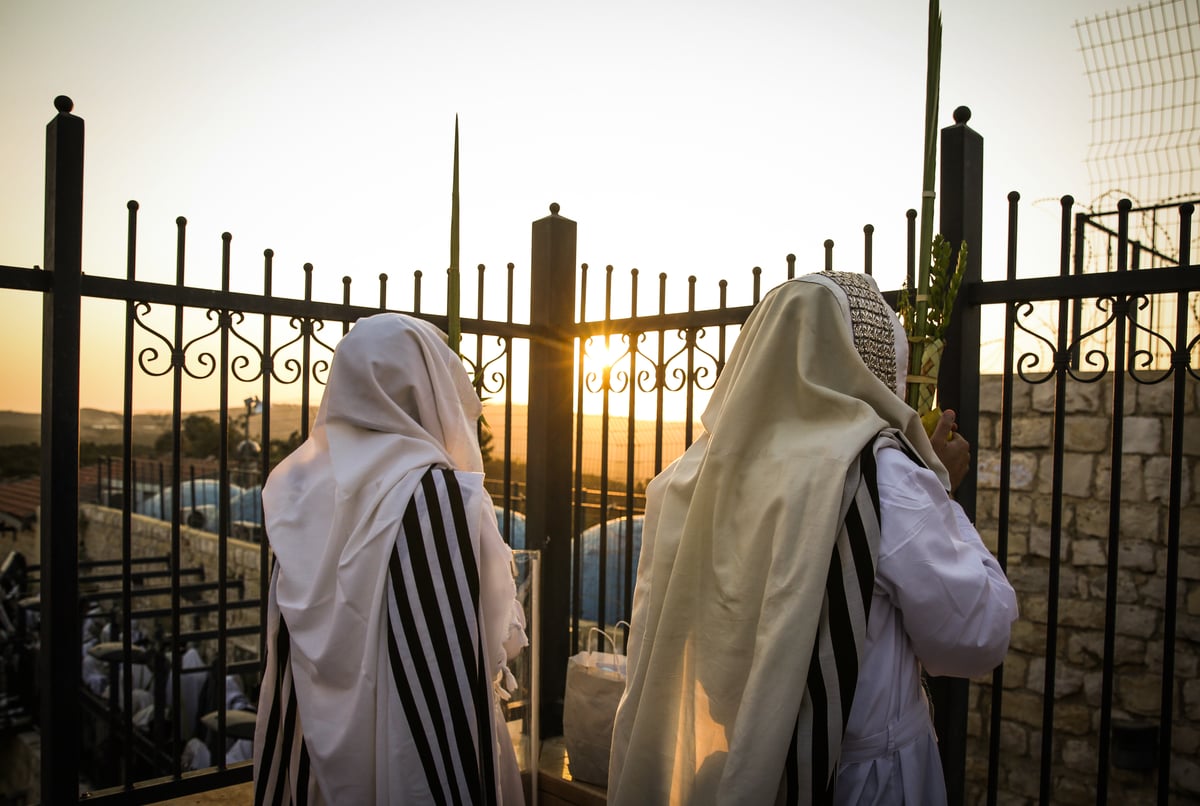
[
  {"x1": 153, "y1": 415, "x2": 241, "y2": 459},
  {"x1": 0, "y1": 443, "x2": 40, "y2": 479},
  {"x1": 269, "y1": 431, "x2": 304, "y2": 471}
]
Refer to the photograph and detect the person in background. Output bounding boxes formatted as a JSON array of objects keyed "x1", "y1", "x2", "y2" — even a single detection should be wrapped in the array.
[
  {"x1": 253, "y1": 313, "x2": 527, "y2": 805},
  {"x1": 608, "y1": 271, "x2": 1016, "y2": 805}
]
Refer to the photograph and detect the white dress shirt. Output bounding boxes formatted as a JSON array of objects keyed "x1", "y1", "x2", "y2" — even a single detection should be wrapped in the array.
[{"x1": 834, "y1": 446, "x2": 1017, "y2": 805}]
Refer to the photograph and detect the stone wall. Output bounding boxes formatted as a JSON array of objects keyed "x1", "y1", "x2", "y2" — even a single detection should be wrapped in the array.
[
  {"x1": 78, "y1": 505, "x2": 264, "y2": 665},
  {"x1": 969, "y1": 372, "x2": 1200, "y2": 804}
]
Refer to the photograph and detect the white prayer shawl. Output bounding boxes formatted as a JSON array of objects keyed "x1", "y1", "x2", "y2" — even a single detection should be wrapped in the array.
[
  {"x1": 608, "y1": 274, "x2": 949, "y2": 805},
  {"x1": 254, "y1": 313, "x2": 523, "y2": 805}
]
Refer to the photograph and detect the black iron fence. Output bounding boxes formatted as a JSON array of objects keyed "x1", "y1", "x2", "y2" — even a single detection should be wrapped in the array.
[
  {"x1": 967, "y1": 194, "x2": 1198, "y2": 805},
  {"x1": 3, "y1": 95, "x2": 1198, "y2": 805}
]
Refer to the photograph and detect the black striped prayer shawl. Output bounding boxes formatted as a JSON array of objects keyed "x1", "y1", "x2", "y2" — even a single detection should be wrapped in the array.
[
  {"x1": 254, "y1": 468, "x2": 502, "y2": 805},
  {"x1": 780, "y1": 431, "x2": 888, "y2": 804}
]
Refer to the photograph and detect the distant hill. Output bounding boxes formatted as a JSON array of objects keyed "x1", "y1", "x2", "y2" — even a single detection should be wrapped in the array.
[
  {"x1": 0, "y1": 409, "x2": 171, "y2": 447},
  {"x1": 0, "y1": 411, "x2": 39, "y2": 446},
  {"x1": 0, "y1": 403, "x2": 693, "y2": 487},
  {"x1": 0, "y1": 406, "x2": 313, "y2": 448}
]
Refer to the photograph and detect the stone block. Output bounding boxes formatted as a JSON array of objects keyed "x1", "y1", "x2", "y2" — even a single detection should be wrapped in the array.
[
  {"x1": 1117, "y1": 540, "x2": 1158, "y2": 573},
  {"x1": 1085, "y1": 570, "x2": 1139, "y2": 604},
  {"x1": 1184, "y1": 679, "x2": 1200, "y2": 722},
  {"x1": 1064, "y1": 416, "x2": 1110, "y2": 453},
  {"x1": 1059, "y1": 599, "x2": 1108, "y2": 628},
  {"x1": 1061, "y1": 737, "x2": 1095, "y2": 772},
  {"x1": 976, "y1": 491, "x2": 999, "y2": 521},
  {"x1": 1185, "y1": 416, "x2": 1200, "y2": 456},
  {"x1": 1108, "y1": 604, "x2": 1156, "y2": 642},
  {"x1": 1021, "y1": 594, "x2": 1050, "y2": 624},
  {"x1": 1031, "y1": 376, "x2": 1104, "y2": 414},
  {"x1": 1072, "y1": 539, "x2": 1107, "y2": 566},
  {"x1": 1031, "y1": 494, "x2": 1054, "y2": 526},
  {"x1": 1173, "y1": 724, "x2": 1200, "y2": 756},
  {"x1": 1065, "y1": 630, "x2": 1106, "y2": 666},
  {"x1": 1010, "y1": 619, "x2": 1046, "y2": 655},
  {"x1": 1051, "y1": 774, "x2": 1097, "y2": 805},
  {"x1": 1127, "y1": 373, "x2": 1179, "y2": 414},
  {"x1": 1116, "y1": 674, "x2": 1163, "y2": 715},
  {"x1": 977, "y1": 416, "x2": 1000, "y2": 450},
  {"x1": 999, "y1": 719, "x2": 1028, "y2": 755},
  {"x1": 1095, "y1": 454, "x2": 1148, "y2": 502},
  {"x1": 1143, "y1": 455, "x2": 1191, "y2": 506},
  {"x1": 1082, "y1": 670, "x2": 1106, "y2": 706},
  {"x1": 1001, "y1": 689, "x2": 1046, "y2": 729},
  {"x1": 1008, "y1": 565, "x2": 1048, "y2": 594},
  {"x1": 994, "y1": 491, "x2": 1035, "y2": 524},
  {"x1": 1185, "y1": 501, "x2": 1200, "y2": 540},
  {"x1": 981, "y1": 451, "x2": 1039, "y2": 491},
  {"x1": 1137, "y1": 574, "x2": 1166, "y2": 606},
  {"x1": 1002, "y1": 653, "x2": 1029, "y2": 689},
  {"x1": 1180, "y1": 549, "x2": 1200, "y2": 581},
  {"x1": 1007, "y1": 526, "x2": 1030, "y2": 556},
  {"x1": 1011, "y1": 416, "x2": 1053, "y2": 448},
  {"x1": 1141, "y1": 639, "x2": 1199, "y2": 684},
  {"x1": 1037, "y1": 453, "x2": 1079, "y2": 497},
  {"x1": 979, "y1": 374, "x2": 1000, "y2": 414},
  {"x1": 1006, "y1": 764, "x2": 1041, "y2": 800},
  {"x1": 1171, "y1": 755, "x2": 1200, "y2": 798},
  {"x1": 1064, "y1": 453, "x2": 1096, "y2": 499},
  {"x1": 1122, "y1": 416, "x2": 1162, "y2": 455},
  {"x1": 1029, "y1": 527, "x2": 1070, "y2": 561},
  {"x1": 1120, "y1": 503, "x2": 1163, "y2": 542},
  {"x1": 1055, "y1": 702, "x2": 1093, "y2": 735},
  {"x1": 1026, "y1": 656, "x2": 1085, "y2": 698},
  {"x1": 1188, "y1": 585, "x2": 1200, "y2": 616},
  {"x1": 977, "y1": 523, "x2": 1006, "y2": 556}
]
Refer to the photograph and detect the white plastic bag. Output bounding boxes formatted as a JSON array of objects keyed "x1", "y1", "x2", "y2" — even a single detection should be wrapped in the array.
[{"x1": 562, "y1": 625, "x2": 628, "y2": 785}]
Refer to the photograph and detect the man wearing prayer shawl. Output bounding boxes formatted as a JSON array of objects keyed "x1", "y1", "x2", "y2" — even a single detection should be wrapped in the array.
[
  {"x1": 608, "y1": 272, "x2": 1017, "y2": 805},
  {"x1": 253, "y1": 313, "x2": 527, "y2": 805}
]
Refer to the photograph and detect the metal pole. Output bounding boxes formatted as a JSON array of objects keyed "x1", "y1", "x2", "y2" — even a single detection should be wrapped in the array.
[
  {"x1": 40, "y1": 94, "x2": 84, "y2": 805},
  {"x1": 525, "y1": 203, "x2": 577, "y2": 736},
  {"x1": 932, "y1": 103, "x2": 983, "y2": 806}
]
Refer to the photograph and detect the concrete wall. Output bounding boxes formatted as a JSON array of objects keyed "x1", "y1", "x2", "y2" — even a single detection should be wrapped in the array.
[{"x1": 968, "y1": 372, "x2": 1200, "y2": 804}]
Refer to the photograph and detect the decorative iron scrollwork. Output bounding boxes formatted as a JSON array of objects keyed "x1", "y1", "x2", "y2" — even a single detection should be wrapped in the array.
[
  {"x1": 462, "y1": 336, "x2": 511, "y2": 397},
  {"x1": 132, "y1": 303, "x2": 175, "y2": 377},
  {"x1": 268, "y1": 317, "x2": 336, "y2": 387},
  {"x1": 1127, "y1": 294, "x2": 1175, "y2": 385},
  {"x1": 583, "y1": 334, "x2": 634, "y2": 395},
  {"x1": 578, "y1": 327, "x2": 725, "y2": 398},
  {"x1": 1013, "y1": 293, "x2": 1196, "y2": 385},
  {"x1": 228, "y1": 312, "x2": 265, "y2": 383}
]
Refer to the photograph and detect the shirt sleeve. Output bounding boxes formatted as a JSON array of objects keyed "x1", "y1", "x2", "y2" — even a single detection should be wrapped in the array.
[{"x1": 874, "y1": 446, "x2": 1018, "y2": 678}]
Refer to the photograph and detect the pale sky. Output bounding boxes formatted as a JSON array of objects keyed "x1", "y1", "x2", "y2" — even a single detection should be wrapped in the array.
[{"x1": 1, "y1": 0, "x2": 1126, "y2": 413}]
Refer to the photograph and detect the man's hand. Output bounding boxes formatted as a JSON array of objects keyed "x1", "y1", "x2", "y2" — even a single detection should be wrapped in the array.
[{"x1": 931, "y1": 408, "x2": 970, "y2": 494}]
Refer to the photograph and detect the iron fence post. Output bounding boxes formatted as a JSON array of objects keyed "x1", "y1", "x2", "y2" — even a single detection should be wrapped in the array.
[
  {"x1": 40, "y1": 95, "x2": 84, "y2": 805},
  {"x1": 526, "y1": 203, "x2": 577, "y2": 737},
  {"x1": 933, "y1": 104, "x2": 983, "y2": 806}
]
